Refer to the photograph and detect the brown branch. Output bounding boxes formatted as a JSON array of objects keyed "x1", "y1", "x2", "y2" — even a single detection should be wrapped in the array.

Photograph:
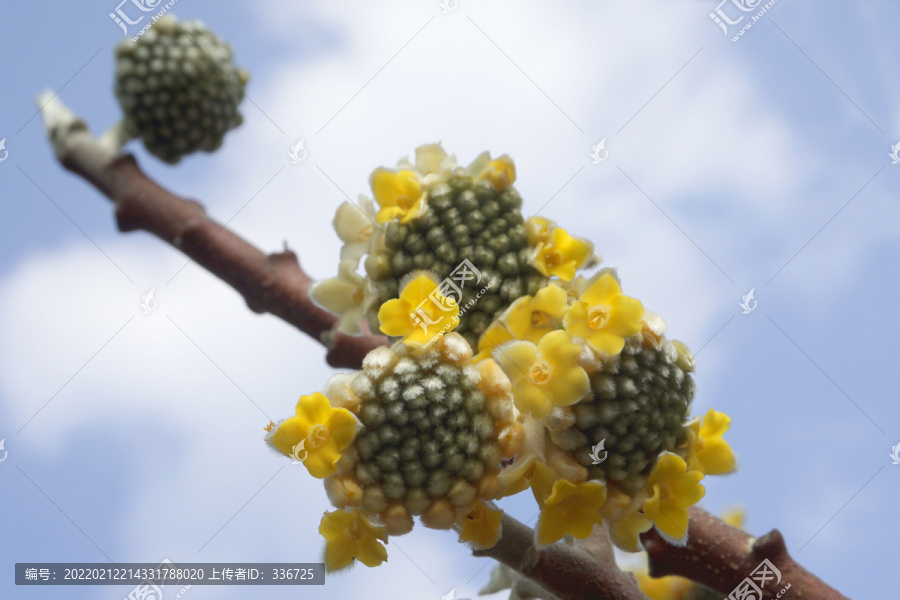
[
  {"x1": 641, "y1": 507, "x2": 850, "y2": 600},
  {"x1": 474, "y1": 514, "x2": 648, "y2": 600},
  {"x1": 37, "y1": 91, "x2": 387, "y2": 369}
]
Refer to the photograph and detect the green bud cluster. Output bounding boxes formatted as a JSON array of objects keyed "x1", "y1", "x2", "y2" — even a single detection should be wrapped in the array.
[
  {"x1": 351, "y1": 344, "x2": 501, "y2": 511},
  {"x1": 549, "y1": 336, "x2": 695, "y2": 494},
  {"x1": 365, "y1": 175, "x2": 547, "y2": 347},
  {"x1": 114, "y1": 16, "x2": 247, "y2": 164}
]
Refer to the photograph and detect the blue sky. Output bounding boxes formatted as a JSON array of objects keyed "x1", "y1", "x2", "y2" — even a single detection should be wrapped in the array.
[{"x1": 1, "y1": 1, "x2": 898, "y2": 598}]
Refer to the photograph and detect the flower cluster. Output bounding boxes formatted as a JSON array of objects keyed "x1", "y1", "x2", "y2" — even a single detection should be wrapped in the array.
[
  {"x1": 273, "y1": 144, "x2": 737, "y2": 572},
  {"x1": 311, "y1": 144, "x2": 596, "y2": 347},
  {"x1": 267, "y1": 289, "x2": 521, "y2": 570}
]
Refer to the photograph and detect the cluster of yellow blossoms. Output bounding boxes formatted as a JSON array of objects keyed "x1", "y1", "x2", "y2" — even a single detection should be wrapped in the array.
[{"x1": 267, "y1": 145, "x2": 736, "y2": 572}]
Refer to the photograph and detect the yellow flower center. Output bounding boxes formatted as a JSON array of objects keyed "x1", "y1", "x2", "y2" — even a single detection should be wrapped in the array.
[
  {"x1": 588, "y1": 304, "x2": 611, "y2": 330},
  {"x1": 308, "y1": 424, "x2": 329, "y2": 449},
  {"x1": 531, "y1": 310, "x2": 552, "y2": 329},
  {"x1": 530, "y1": 361, "x2": 551, "y2": 384},
  {"x1": 543, "y1": 249, "x2": 561, "y2": 268}
]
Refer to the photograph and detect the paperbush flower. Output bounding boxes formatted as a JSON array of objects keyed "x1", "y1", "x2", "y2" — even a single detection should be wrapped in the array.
[
  {"x1": 312, "y1": 260, "x2": 369, "y2": 335},
  {"x1": 475, "y1": 156, "x2": 516, "y2": 192},
  {"x1": 500, "y1": 283, "x2": 568, "y2": 344},
  {"x1": 377, "y1": 272, "x2": 459, "y2": 344},
  {"x1": 525, "y1": 216, "x2": 556, "y2": 246},
  {"x1": 318, "y1": 509, "x2": 389, "y2": 570},
  {"x1": 473, "y1": 320, "x2": 515, "y2": 363},
  {"x1": 332, "y1": 199, "x2": 377, "y2": 263},
  {"x1": 267, "y1": 392, "x2": 359, "y2": 479},
  {"x1": 529, "y1": 227, "x2": 593, "y2": 281},
  {"x1": 456, "y1": 501, "x2": 503, "y2": 549},
  {"x1": 371, "y1": 169, "x2": 426, "y2": 224},
  {"x1": 686, "y1": 408, "x2": 736, "y2": 475},
  {"x1": 643, "y1": 453, "x2": 705, "y2": 544},
  {"x1": 493, "y1": 330, "x2": 590, "y2": 419},
  {"x1": 563, "y1": 271, "x2": 644, "y2": 356},
  {"x1": 531, "y1": 462, "x2": 606, "y2": 545}
]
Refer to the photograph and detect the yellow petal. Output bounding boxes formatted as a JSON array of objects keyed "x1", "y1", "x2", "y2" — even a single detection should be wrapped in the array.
[
  {"x1": 547, "y1": 364, "x2": 590, "y2": 407},
  {"x1": 530, "y1": 461, "x2": 559, "y2": 507},
  {"x1": 355, "y1": 534, "x2": 389, "y2": 567},
  {"x1": 377, "y1": 298, "x2": 411, "y2": 337},
  {"x1": 647, "y1": 453, "x2": 688, "y2": 488},
  {"x1": 645, "y1": 500, "x2": 689, "y2": 542},
  {"x1": 328, "y1": 408, "x2": 359, "y2": 451},
  {"x1": 586, "y1": 330, "x2": 626, "y2": 356},
  {"x1": 700, "y1": 408, "x2": 731, "y2": 438},
  {"x1": 296, "y1": 392, "x2": 333, "y2": 425},
  {"x1": 538, "y1": 330, "x2": 582, "y2": 366},
  {"x1": 458, "y1": 502, "x2": 503, "y2": 549},
  {"x1": 304, "y1": 440, "x2": 341, "y2": 479},
  {"x1": 501, "y1": 296, "x2": 534, "y2": 340},
  {"x1": 514, "y1": 379, "x2": 552, "y2": 420},
  {"x1": 333, "y1": 201, "x2": 374, "y2": 245},
  {"x1": 606, "y1": 295, "x2": 644, "y2": 337},
  {"x1": 536, "y1": 504, "x2": 571, "y2": 545},
  {"x1": 581, "y1": 272, "x2": 622, "y2": 305},
  {"x1": 608, "y1": 512, "x2": 652, "y2": 552},
  {"x1": 493, "y1": 341, "x2": 537, "y2": 385},
  {"x1": 562, "y1": 301, "x2": 593, "y2": 340},
  {"x1": 269, "y1": 416, "x2": 308, "y2": 457},
  {"x1": 696, "y1": 439, "x2": 735, "y2": 475},
  {"x1": 531, "y1": 284, "x2": 568, "y2": 320}
]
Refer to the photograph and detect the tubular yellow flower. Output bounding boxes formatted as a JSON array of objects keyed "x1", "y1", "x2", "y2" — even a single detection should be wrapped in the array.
[
  {"x1": 608, "y1": 510, "x2": 653, "y2": 553},
  {"x1": 268, "y1": 392, "x2": 359, "y2": 479},
  {"x1": 477, "y1": 156, "x2": 516, "y2": 192},
  {"x1": 686, "y1": 408, "x2": 736, "y2": 475},
  {"x1": 525, "y1": 216, "x2": 556, "y2": 246},
  {"x1": 493, "y1": 330, "x2": 590, "y2": 419},
  {"x1": 497, "y1": 453, "x2": 539, "y2": 498},
  {"x1": 371, "y1": 169, "x2": 426, "y2": 224},
  {"x1": 563, "y1": 271, "x2": 644, "y2": 357},
  {"x1": 333, "y1": 198, "x2": 377, "y2": 263},
  {"x1": 312, "y1": 260, "x2": 369, "y2": 335},
  {"x1": 643, "y1": 452, "x2": 705, "y2": 544},
  {"x1": 456, "y1": 501, "x2": 503, "y2": 549},
  {"x1": 377, "y1": 273, "x2": 459, "y2": 345},
  {"x1": 529, "y1": 227, "x2": 593, "y2": 281},
  {"x1": 500, "y1": 283, "x2": 569, "y2": 344},
  {"x1": 318, "y1": 509, "x2": 388, "y2": 571},
  {"x1": 531, "y1": 461, "x2": 605, "y2": 545},
  {"x1": 473, "y1": 320, "x2": 515, "y2": 363}
]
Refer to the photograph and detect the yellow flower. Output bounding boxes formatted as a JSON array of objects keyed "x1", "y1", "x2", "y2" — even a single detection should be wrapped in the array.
[
  {"x1": 608, "y1": 510, "x2": 652, "y2": 553},
  {"x1": 371, "y1": 169, "x2": 426, "y2": 224},
  {"x1": 267, "y1": 392, "x2": 359, "y2": 479},
  {"x1": 525, "y1": 216, "x2": 556, "y2": 246},
  {"x1": 377, "y1": 273, "x2": 459, "y2": 345},
  {"x1": 473, "y1": 320, "x2": 515, "y2": 363},
  {"x1": 563, "y1": 271, "x2": 644, "y2": 357},
  {"x1": 493, "y1": 330, "x2": 590, "y2": 419},
  {"x1": 456, "y1": 501, "x2": 503, "y2": 549},
  {"x1": 332, "y1": 198, "x2": 377, "y2": 264},
  {"x1": 318, "y1": 509, "x2": 388, "y2": 571},
  {"x1": 643, "y1": 452, "x2": 705, "y2": 544},
  {"x1": 312, "y1": 260, "x2": 371, "y2": 335},
  {"x1": 634, "y1": 570, "x2": 694, "y2": 600},
  {"x1": 500, "y1": 283, "x2": 569, "y2": 344},
  {"x1": 476, "y1": 156, "x2": 516, "y2": 192},
  {"x1": 686, "y1": 408, "x2": 736, "y2": 475},
  {"x1": 721, "y1": 505, "x2": 745, "y2": 529},
  {"x1": 497, "y1": 453, "x2": 539, "y2": 497},
  {"x1": 531, "y1": 462, "x2": 605, "y2": 545},
  {"x1": 529, "y1": 227, "x2": 593, "y2": 281}
]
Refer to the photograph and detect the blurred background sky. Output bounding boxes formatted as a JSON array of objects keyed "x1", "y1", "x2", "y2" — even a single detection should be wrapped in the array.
[{"x1": 1, "y1": 1, "x2": 898, "y2": 598}]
